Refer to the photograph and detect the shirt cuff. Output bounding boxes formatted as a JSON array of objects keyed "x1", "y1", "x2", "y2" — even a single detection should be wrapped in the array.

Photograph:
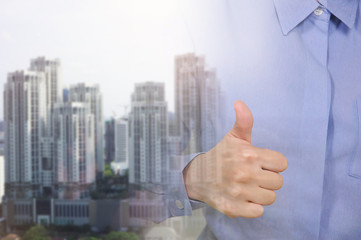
[{"x1": 167, "y1": 153, "x2": 207, "y2": 217}]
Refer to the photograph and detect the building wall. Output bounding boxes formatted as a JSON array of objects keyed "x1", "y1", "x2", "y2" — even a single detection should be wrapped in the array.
[
  {"x1": 174, "y1": 53, "x2": 221, "y2": 184},
  {"x1": 89, "y1": 199, "x2": 129, "y2": 232},
  {"x1": 4, "y1": 58, "x2": 63, "y2": 199},
  {"x1": 3, "y1": 198, "x2": 91, "y2": 228},
  {"x1": 105, "y1": 119, "x2": 115, "y2": 164},
  {"x1": 53, "y1": 102, "x2": 95, "y2": 199},
  {"x1": 174, "y1": 53, "x2": 220, "y2": 154},
  {"x1": 69, "y1": 84, "x2": 104, "y2": 174},
  {"x1": 53, "y1": 199, "x2": 90, "y2": 226},
  {"x1": 128, "y1": 82, "x2": 168, "y2": 185},
  {"x1": 29, "y1": 57, "x2": 62, "y2": 138},
  {"x1": 115, "y1": 118, "x2": 128, "y2": 164},
  {"x1": 4, "y1": 71, "x2": 47, "y2": 198}
]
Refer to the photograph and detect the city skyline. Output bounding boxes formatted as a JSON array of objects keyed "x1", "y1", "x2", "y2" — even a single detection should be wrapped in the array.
[
  {"x1": 1, "y1": 53, "x2": 220, "y2": 238},
  {"x1": 0, "y1": 0, "x2": 206, "y2": 120},
  {"x1": 0, "y1": 1, "x2": 228, "y2": 238}
]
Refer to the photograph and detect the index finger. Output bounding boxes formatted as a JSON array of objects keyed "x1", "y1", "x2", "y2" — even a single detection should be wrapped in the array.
[{"x1": 258, "y1": 148, "x2": 288, "y2": 172}]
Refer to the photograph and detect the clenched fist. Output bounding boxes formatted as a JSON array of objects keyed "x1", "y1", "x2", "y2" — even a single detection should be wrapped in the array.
[{"x1": 183, "y1": 100, "x2": 288, "y2": 218}]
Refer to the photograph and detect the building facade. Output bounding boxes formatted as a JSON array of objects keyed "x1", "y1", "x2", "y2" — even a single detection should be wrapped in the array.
[
  {"x1": 104, "y1": 118, "x2": 115, "y2": 165},
  {"x1": 174, "y1": 53, "x2": 221, "y2": 183},
  {"x1": 69, "y1": 84, "x2": 104, "y2": 175},
  {"x1": 4, "y1": 70, "x2": 47, "y2": 198},
  {"x1": 115, "y1": 118, "x2": 128, "y2": 164},
  {"x1": 53, "y1": 102, "x2": 96, "y2": 199},
  {"x1": 174, "y1": 53, "x2": 221, "y2": 154},
  {"x1": 128, "y1": 82, "x2": 168, "y2": 186},
  {"x1": 29, "y1": 57, "x2": 62, "y2": 137}
]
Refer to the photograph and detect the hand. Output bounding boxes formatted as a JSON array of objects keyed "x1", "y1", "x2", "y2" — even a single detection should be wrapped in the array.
[{"x1": 183, "y1": 100, "x2": 288, "y2": 218}]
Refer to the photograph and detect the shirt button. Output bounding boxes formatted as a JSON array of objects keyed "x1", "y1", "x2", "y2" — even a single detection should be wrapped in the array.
[
  {"x1": 175, "y1": 200, "x2": 184, "y2": 210},
  {"x1": 314, "y1": 7, "x2": 323, "y2": 16}
]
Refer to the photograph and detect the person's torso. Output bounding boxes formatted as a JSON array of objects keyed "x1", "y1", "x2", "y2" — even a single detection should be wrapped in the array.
[{"x1": 186, "y1": 0, "x2": 361, "y2": 239}]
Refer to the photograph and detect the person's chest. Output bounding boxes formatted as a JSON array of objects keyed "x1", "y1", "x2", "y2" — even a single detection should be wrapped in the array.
[{"x1": 189, "y1": 1, "x2": 361, "y2": 238}]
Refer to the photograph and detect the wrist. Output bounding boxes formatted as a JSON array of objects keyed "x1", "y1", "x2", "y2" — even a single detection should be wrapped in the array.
[{"x1": 183, "y1": 153, "x2": 206, "y2": 201}]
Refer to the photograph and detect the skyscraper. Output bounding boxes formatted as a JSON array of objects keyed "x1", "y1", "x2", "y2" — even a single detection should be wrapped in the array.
[
  {"x1": 69, "y1": 83, "x2": 104, "y2": 175},
  {"x1": 174, "y1": 53, "x2": 221, "y2": 154},
  {"x1": 174, "y1": 53, "x2": 221, "y2": 184},
  {"x1": 104, "y1": 118, "x2": 115, "y2": 165},
  {"x1": 29, "y1": 57, "x2": 62, "y2": 137},
  {"x1": 128, "y1": 82, "x2": 168, "y2": 186},
  {"x1": 4, "y1": 58, "x2": 101, "y2": 200},
  {"x1": 115, "y1": 117, "x2": 128, "y2": 164},
  {"x1": 53, "y1": 102, "x2": 95, "y2": 199},
  {"x1": 4, "y1": 70, "x2": 47, "y2": 198}
]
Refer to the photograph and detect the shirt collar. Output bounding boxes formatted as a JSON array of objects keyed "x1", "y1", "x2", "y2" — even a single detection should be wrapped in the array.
[
  {"x1": 318, "y1": 0, "x2": 359, "y2": 28},
  {"x1": 274, "y1": 0, "x2": 359, "y2": 35}
]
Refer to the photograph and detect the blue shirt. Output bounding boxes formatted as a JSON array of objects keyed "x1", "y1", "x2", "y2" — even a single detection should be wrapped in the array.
[{"x1": 163, "y1": 0, "x2": 361, "y2": 239}]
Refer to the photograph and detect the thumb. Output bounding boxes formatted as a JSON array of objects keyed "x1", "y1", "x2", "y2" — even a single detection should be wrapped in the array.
[{"x1": 229, "y1": 100, "x2": 254, "y2": 143}]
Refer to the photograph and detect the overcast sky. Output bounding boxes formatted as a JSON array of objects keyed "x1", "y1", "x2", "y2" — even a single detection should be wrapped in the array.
[{"x1": 0, "y1": 0, "x2": 201, "y2": 119}]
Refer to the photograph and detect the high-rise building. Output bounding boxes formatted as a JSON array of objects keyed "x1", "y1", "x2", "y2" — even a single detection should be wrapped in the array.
[
  {"x1": 29, "y1": 57, "x2": 62, "y2": 195},
  {"x1": 110, "y1": 117, "x2": 129, "y2": 176},
  {"x1": 53, "y1": 102, "x2": 95, "y2": 199},
  {"x1": 174, "y1": 53, "x2": 221, "y2": 185},
  {"x1": 4, "y1": 70, "x2": 47, "y2": 198},
  {"x1": 29, "y1": 57, "x2": 62, "y2": 137},
  {"x1": 69, "y1": 83, "x2": 104, "y2": 175},
  {"x1": 128, "y1": 82, "x2": 168, "y2": 186},
  {"x1": 115, "y1": 118, "x2": 128, "y2": 164},
  {"x1": 104, "y1": 118, "x2": 115, "y2": 165},
  {"x1": 174, "y1": 53, "x2": 221, "y2": 154}
]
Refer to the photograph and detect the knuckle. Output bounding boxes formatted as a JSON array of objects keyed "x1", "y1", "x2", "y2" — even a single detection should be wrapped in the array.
[
  {"x1": 227, "y1": 186, "x2": 244, "y2": 198},
  {"x1": 234, "y1": 169, "x2": 252, "y2": 183},
  {"x1": 241, "y1": 148, "x2": 259, "y2": 161}
]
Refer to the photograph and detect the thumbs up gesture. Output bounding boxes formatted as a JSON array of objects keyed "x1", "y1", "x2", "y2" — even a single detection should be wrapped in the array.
[{"x1": 183, "y1": 100, "x2": 288, "y2": 218}]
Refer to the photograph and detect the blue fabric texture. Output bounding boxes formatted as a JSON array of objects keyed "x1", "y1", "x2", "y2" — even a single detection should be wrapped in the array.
[{"x1": 160, "y1": 0, "x2": 361, "y2": 239}]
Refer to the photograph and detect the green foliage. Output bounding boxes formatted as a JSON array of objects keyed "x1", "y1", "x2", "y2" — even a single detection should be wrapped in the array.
[
  {"x1": 104, "y1": 231, "x2": 140, "y2": 240},
  {"x1": 104, "y1": 168, "x2": 113, "y2": 178},
  {"x1": 79, "y1": 237, "x2": 100, "y2": 240},
  {"x1": 23, "y1": 225, "x2": 50, "y2": 240},
  {"x1": 104, "y1": 164, "x2": 114, "y2": 178}
]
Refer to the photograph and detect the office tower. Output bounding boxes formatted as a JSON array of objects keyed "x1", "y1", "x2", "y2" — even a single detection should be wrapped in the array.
[
  {"x1": 53, "y1": 102, "x2": 95, "y2": 199},
  {"x1": 128, "y1": 82, "x2": 168, "y2": 185},
  {"x1": 69, "y1": 83, "x2": 104, "y2": 175},
  {"x1": 115, "y1": 117, "x2": 128, "y2": 164},
  {"x1": 174, "y1": 53, "x2": 221, "y2": 154},
  {"x1": 104, "y1": 118, "x2": 115, "y2": 165},
  {"x1": 4, "y1": 71, "x2": 47, "y2": 198}
]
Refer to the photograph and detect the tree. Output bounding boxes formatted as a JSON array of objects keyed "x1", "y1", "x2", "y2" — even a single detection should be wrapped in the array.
[
  {"x1": 104, "y1": 231, "x2": 140, "y2": 240},
  {"x1": 23, "y1": 225, "x2": 50, "y2": 240},
  {"x1": 104, "y1": 164, "x2": 114, "y2": 178}
]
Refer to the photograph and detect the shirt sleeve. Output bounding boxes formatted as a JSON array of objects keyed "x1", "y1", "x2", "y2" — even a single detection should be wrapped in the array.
[
  {"x1": 147, "y1": 152, "x2": 207, "y2": 224},
  {"x1": 166, "y1": 153, "x2": 207, "y2": 218}
]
